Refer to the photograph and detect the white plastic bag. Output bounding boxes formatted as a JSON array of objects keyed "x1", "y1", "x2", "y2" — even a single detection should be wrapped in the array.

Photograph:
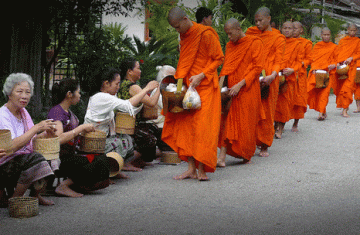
[{"x1": 182, "y1": 86, "x2": 201, "y2": 110}]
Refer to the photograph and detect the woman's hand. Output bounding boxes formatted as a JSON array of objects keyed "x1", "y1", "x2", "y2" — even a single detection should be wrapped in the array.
[
  {"x1": 144, "y1": 81, "x2": 159, "y2": 92},
  {"x1": 0, "y1": 149, "x2": 6, "y2": 159},
  {"x1": 80, "y1": 123, "x2": 95, "y2": 134},
  {"x1": 35, "y1": 119, "x2": 57, "y2": 133}
]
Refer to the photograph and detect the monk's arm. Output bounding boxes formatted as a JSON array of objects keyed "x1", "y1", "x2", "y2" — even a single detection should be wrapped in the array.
[
  {"x1": 242, "y1": 40, "x2": 265, "y2": 91},
  {"x1": 201, "y1": 30, "x2": 224, "y2": 80}
]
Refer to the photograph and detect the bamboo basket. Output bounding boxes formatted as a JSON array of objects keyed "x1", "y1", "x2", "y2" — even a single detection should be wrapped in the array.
[
  {"x1": 141, "y1": 105, "x2": 158, "y2": 120},
  {"x1": 315, "y1": 70, "x2": 329, "y2": 88},
  {"x1": 0, "y1": 129, "x2": 13, "y2": 156},
  {"x1": 336, "y1": 64, "x2": 349, "y2": 77},
  {"x1": 106, "y1": 152, "x2": 124, "y2": 177},
  {"x1": 355, "y1": 68, "x2": 360, "y2": 84},
  {"x1": 115, "y1": 112, "x2": 135, "y2": 135},
  {"x1": 278, "y1": 71, "x2": 286, "y2": 86},
  {"x1": 33, "y1": 136, "x2": 60, "y2": 161},
  {"x1": 160, "y1": 75, "x2": 187, "y2": 115},
  {"x1": 79, "y1": 130, "x2": 107, "y2": 154},
  {"x1": 161, "y1": 151, "x2": 181, "y2": 164},
  {"x1": 8, "y1": 197, "x2": 38, "y2": 218}
]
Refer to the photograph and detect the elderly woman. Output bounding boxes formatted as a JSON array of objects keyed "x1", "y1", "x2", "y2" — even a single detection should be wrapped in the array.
[
  {"x1": 84, "y1": 67, "x2": 158, "y2": 177},
  {"x1": 0, "y1": 73, "x2": 55, "y2": 206},
  {"x1": 118, "y1": 58, "x2": 165, "y2": 166},
  {"x1": 48, "y1": 78, "x2": 110, "y2": 198}
]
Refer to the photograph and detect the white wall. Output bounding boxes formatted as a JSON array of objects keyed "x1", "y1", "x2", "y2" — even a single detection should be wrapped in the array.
[{"x1": 102, "y1": 0, "x2": 201, "y2": 41}]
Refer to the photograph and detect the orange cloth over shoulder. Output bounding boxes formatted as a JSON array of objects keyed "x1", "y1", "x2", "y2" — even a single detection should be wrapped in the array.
[
  {"x1": 275, "y1": 38, "x2": 302, "y2": 123},
  {"x1": 246, "y1": 26, "x2": 285, "y2": 148},
  {"x1": 354, "y1": 60, "x2": 360, "y2": 100},
  {"x1": 218, "y1": 35, "x2": 265, "y2": 161},
  {"x1": 161, "y1": 22, "x2": 224, "y2": 173},
  {"x1": 307, "y1": 41, "x2": 337, "y2": 113},
  {"x1": 332, "y1": 36, "x2": 360, "y2": 109},
  {"x1": 292, "y1": 37, "x2": 312, "y2": 119}
]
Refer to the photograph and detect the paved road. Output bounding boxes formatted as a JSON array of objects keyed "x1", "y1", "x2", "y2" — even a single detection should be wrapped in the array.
[{"x1": 1, "y1": 94, "x2": 360, "y2": 234}]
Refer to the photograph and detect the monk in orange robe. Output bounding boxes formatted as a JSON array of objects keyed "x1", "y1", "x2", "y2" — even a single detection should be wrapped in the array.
[
  {"x1": 216, "y1": 18, "x2": 265, "y2": 166},
  {"x1": 332, "y1": 23, "x2": 360, "y2": 117},
  {"x1": 354, "y1": 59, "x2": 360, "y2": 112},
  {"x1": 307, "y1": 27, "x2": 337, "y2": 120},
  {"x1": 246, "y1": 7, "x2": 285, "y2": 157},
  {"x1": 291, "y1": 22, "x2": 312, "y2": 132},
  {"x1": 162, "y1": 7, "x2": 224, "y2": 181},
  {"x1": 274, "y1": 21, "x2": 302, "y2": 139}
]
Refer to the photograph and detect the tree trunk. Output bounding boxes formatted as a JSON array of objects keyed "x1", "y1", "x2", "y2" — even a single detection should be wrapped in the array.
[{"x1": 10, "y1": 19, "x2": 43, "y2": 119}]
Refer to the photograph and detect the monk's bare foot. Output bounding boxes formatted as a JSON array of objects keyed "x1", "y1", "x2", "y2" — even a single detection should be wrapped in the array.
[
  {"x1": 55, "y1": 184, "x2": 83, "y2": 198},
  {"x1": 122, "y1": 163, "x2": 142, "y2": 172},
  {"x1": 353, "y1": 110, "x2": 360, "y2": 113},
  {"x1": 291, "y1": 125, "x2": 299, "y2": 132},
  {"x1": 274, "y1": 130, "x2": 282, "y2": 139},
  {"x1": 217, "y1": 160, "x2": 226, "y2": 167},
  {"x1": 114, "y1": 172, "x2": 130, "y2": 179},
  {"x1": 342, "y1": 109, "x2": 350, "y2": 118},
  {"x1": 259, "y1": 149, "x2": 269, "y2": 157},
  {"x1": 197, "y1": 173, "x2": 209, "y2": 181},
  {"x1": 241, "y1": 158, "x2": 251, "y2": 164},
  {"x1": 37, "y1": 195, "x2": 55, "y2": 206},
  {"x1": 173, "y1": 170, "x2": 198, "y2": 180}
]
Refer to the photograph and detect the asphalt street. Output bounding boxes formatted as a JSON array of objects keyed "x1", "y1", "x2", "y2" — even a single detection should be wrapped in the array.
[{"x1": 1, "y1": 94, "x2": 359, "y2": 234}]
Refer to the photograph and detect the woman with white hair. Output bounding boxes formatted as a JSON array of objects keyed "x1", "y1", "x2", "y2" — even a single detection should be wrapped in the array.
[{"x1": 0, "y1": 73, "x2": 56, "y2": 206}]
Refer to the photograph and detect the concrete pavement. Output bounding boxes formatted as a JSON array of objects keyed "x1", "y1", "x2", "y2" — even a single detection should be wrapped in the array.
[{"x1": 1, "y1": 94, "x2": 360, "y2": 234}]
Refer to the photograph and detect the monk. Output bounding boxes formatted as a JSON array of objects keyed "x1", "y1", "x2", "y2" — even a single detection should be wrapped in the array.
[
  {"x1": 332, "y1": 23, "x2": 360, "y2": 117},
  {"x1": 162, "y1": 7, "x2": 224, "y2": 181},
  {"x1": 355, "y1": 59, "x2": 360, "y2": 112},
  {"x1": 307, "y1": 27, "x2": 337, "y2": 120},
  {"x1": 274, "y1": 21, "x2": 302, "y2": 139},
  {"x1": 246, "y1": 7, "x2": 285, "y2": 157},
  {"x1": 291, "y1": 21, "x2": 312, "y2": 132},
  {"x1": 216, "y1": 18, "x2": 265, "y2": 166}
]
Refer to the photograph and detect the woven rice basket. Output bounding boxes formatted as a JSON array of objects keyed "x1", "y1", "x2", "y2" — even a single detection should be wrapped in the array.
[
  {"x1": 336, "y1": 64, "x2": 349, "y2": 76},
  {"x1": 106, "y1": 152, "x2": 124, "y2": 177},
  {"x1": 161, "y1": 151, "x2": 181, "y2": 164},
  {"x1": 9, "y1": 197, "x2": 38, "y2": 218},
  {"x1": 33, "y1": 136, "x2": 60, "y2": 161},
  {"x1": 115, "y1": 112, "x2": 135, "y2": 135},
  {"x1": 315, "y1": 70, "x2": 329, "y2": 88},
  {"x1": 79, "y1": 130, "x2": 106, "y2": 154},
  {"x1": 355, "y1": 68, "x2": 360, "y2": 84},
  {"x1": 0, "y1": 129, "x2": 13, "y2": 156},
  {"x1": 141, "y1": 105, "x2": 158, "y2": 120},
  {"x1": 160, "y1": 75, "x2": 187, "y2": 115},
  {"x1": 279, "y1": 75, "x2": 286, "y2": 86}
]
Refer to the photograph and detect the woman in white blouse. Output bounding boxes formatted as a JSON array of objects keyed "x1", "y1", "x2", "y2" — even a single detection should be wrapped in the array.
[{"x1": 84, "y1": 67, "x2": 158, "y2": 178}]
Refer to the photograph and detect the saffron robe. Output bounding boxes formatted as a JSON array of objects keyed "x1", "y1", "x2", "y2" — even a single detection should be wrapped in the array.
[
  {"x1": 274, "y1": 38, "x2": 302, "y2": 123},
  {"x1": 332, "y1": 36, "x2": 360, "y2": 109},
  {"x1": 292, "y1": 38, "x2": 312, "y2": 119},
  {"x1": 246, "y1": 26, "x2": 285, "y2": 148},
  {"x1": 161, "y1": 22, "x2": 224, "y2": 173},
  {"x1": 218, "y1": 36, "x2": 265, "y2": 161},
  {"x1": 307, "y1": 41, "x2": 337, "y2": 113},
  {"x1": 354, "y1": 58, "x2": 360, "y2": 100}
]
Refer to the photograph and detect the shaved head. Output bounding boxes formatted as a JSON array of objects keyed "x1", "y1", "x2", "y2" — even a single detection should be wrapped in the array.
[
  {"x1": 225, "y1": 18, "x2": 241, "y2": 29},
  {"x1": 255, "y1": 7, "x2": 270, "y2": 17},
  {"x1": 168, "y1": 7, "x2": 186, "y2": 24},
  {"x1": 321, "y1": 27, "x2": 331, "y2": 43},
  {"x1": 293, "y1": 21, "x2": 302, "y2": 38},
  {"x1": 321, "y1": 27, "x2": 331, "y2": 34},
  {"x1": 282, "y1": 21, "x2": 294, "y2": 38},
  {"x1": 347, "y1": 23, "x2": 358, "y2": 37},
  {"x1": 347, "y1": 23, "x2": 357, "y2": 30}
]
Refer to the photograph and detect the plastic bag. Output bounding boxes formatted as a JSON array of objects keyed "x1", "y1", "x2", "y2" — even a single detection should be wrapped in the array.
[{"x1": 182, "y1": 86, "x2": 201, "y2": 110}]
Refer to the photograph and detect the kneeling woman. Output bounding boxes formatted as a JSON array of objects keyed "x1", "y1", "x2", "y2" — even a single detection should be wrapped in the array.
[
  {"x1": 84, "y1": 67, "x2": 158, "y2": 176},
  {"x1": 0, "y1": 73, "x2": 55, "y2": 205},
  {"x1": 48, "y1": 78, "x2": 110, "y2": 198}
]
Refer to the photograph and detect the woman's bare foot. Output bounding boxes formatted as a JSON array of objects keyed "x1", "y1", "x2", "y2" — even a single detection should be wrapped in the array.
[
  {"x1": 114, "y1": 172, "x2": 130, "y2": 179},
  {"x1": 122, "y1": 163, "x2": 142, "y2": 172},
  {"x1": 173, "y1": 169, "x2": 198, "y2": 180},
  {"x1": 55, "y1": 184, "x2": 83, "y2": 198},
  {"x1": 37, "y1": 195, "x2": 55, "y2": 206}
]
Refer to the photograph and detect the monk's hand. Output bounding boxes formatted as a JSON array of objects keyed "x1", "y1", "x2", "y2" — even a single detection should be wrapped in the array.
[
  {"x1": 344, "y1": 57, "x2": 353, "y2": 65},
  {"x1": 283, "y1": 68, "x2": 294, "y2": 76},
  {"x1": 261, "y1": 73, "x2": 276, "y2": 87},
  {"x1": 229, "y1": 83, "x2": 242, "y2": 96},
  {"x1": 328, "y1": 64, "x2": 336, "y2": 70},
  {"x1": 189, "y1": 73, "x2": 205, "y2": 88}
]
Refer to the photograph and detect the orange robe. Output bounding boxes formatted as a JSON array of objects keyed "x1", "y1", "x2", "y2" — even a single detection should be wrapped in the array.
[
  {"x1": 218, "y1": 36, "x2": 265, "y2": 161},
  {"x1": 307, "y1": 41, "x2": 337, "y2": 113},
  {"x1": 332, "y1": 36, "x2": 360, "y2": 109},
  {"x1": 161, "y1": 22, "x2": 224, "y2": 173},
  {"x1": 275, "y1": 38, "x2": 302, "y2": 123},
  {"x1": 246, "y1": 26, "x2": 285, "y2": 148},
  {"x1": 292, "y1": 38, "x2": 312, "y2": 119},
  {"x1": 354, "y1": 59, "x2": 360, "y2": 100}
]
